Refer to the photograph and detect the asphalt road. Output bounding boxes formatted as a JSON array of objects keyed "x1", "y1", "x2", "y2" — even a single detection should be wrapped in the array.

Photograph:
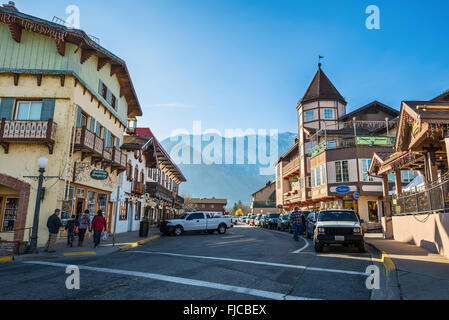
[{"x1": 0, "y1": 224, "x2": 376, "y2": 300}]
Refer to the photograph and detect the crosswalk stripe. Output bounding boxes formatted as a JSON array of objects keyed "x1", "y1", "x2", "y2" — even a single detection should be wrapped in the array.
[
  {"x1": 131, "y1": 251, "x2": 370, "y2": 276},
  {"x1": 22, "y1": 261, "x2": 319, "y2": 300}
]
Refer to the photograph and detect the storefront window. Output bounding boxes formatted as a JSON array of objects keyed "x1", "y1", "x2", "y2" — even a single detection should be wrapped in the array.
[
  {"x1": 1, "y1": 198, "x2": 19, "y2": 232},
  {"x1": 119, "y1": 200, "x2": 128, "y2": 221},
  {"x1": 368, "y1": 201, "x2": 379, "y2": 223},
  {"x1": 87, "y1": 191, "x2": 97, "y2": 215},
  {"x1": 76, "y1": 188, "x2": 85, "y2": 199},
  {"x1": 98, "y1": 194, "x2": 108, "y2": 214},
  {"x1": 62, "y1": 186, "x2": 75, "y2": 219}
]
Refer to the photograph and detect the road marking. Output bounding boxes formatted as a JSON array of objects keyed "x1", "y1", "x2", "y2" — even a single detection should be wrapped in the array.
[
  {"x1": 63, "y1": 251, "x2": 96, "y2": 257},
  {"x1": 257, "y1": 227, "x2": 312, "y2": 254},
  {"x1": 292, "y1": 237, "x2": 310, "y2": 254},
  {"x1": 208, "y1": 238, "x2": 261, "y2": 246},
  {"x1": 381, "y1": 251, "x2": 396, "y2": 275},
  {"x1": 22, "y1": 261, "x2": 318, "y2": 300},
  {"x1": 0, "y1": 256, "x2": 14, "y2": 262},
  {"x1": 132, "y1": 251, "x2": 370, "y2": 276},
  {"x1": 221, "y1": 235, "x2": 244, "y2": 239}
]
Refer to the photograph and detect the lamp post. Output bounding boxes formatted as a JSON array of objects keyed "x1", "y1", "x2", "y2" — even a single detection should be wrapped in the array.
[{"x1": 28, "y1": 156, "x2": 48, "y2": 253}]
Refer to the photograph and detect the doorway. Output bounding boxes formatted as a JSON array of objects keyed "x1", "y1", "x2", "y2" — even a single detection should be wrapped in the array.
[{"x1": 76, "y1": 199, "x2": 84, "y2": 218}]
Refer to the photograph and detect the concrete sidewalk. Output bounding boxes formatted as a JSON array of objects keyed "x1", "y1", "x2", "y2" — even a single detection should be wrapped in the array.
[
  {"x1": 11, "y1": 227, "x2": 162, "y2": 261},
  {"x1": 366, "y1": 233, "x2": 449, "y2": 300}
]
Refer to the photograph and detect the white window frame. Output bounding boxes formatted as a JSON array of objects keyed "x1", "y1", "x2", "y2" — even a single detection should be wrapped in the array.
[
  {"x1": 15, "y1": 101, "x2": 43, "y2": 121},
  {"x1": 335, "y1": 160, "x2": 349, "y2": 183},
  {"x1": 305, "y1": 110, "x2": 314, "y2": 122},
  {"x1": 362, "y1": 159, "x2": 374, "y2": 182},
  {"x1": 323, "y1": 108, "x2": 334, "y2": 120}
]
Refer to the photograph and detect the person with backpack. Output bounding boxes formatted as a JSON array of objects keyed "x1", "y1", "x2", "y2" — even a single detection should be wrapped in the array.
[
  {"x1": 78, "y1": 209, "x2": 91, "y2": 247},
  {"x1": 65, "y1": 215, "x2": 79, "y2": 248},
  {"x1": 90, "y1": 210, "x2": 107, "y2": 248}
]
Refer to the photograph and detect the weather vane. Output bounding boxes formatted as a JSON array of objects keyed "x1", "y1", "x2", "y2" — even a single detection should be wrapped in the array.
[{"x1": 318, "y1": 55, "x2": 324, "y2": 67}]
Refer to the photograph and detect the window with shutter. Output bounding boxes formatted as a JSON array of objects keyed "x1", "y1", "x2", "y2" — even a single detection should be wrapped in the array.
[
  {"x1": 0, "y1": 98, "x2": 14, "y2": 120},
  {"x1": 90, "y1": 117, "x2": 96, "y2": 132},
  {"x1": 116, "y1": 137, "x2": 120, "y2": 149},
  {"x1": 76, "y1": 105, "x2": 82, "y2": 128},
  {"x1": 96, "y1": 122, "x2": 101, "y2": 137},
  {"x1": 40, "y1": 99, "x2": 55, "y2": 121}
]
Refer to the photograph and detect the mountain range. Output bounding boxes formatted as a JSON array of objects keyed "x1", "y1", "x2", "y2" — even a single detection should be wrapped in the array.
[{"x1": 160, "y1": 131, "x2": 297, "y2": 208}]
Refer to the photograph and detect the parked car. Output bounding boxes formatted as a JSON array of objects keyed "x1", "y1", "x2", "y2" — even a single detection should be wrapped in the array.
[
  {"x1": 264, "y1": 213, "x2": 280, "y2": 229},
  {"x1": 241, "y1": 217, "x2": 247, "y2": 223},
  {"x1": 313, "y1": 209, "x2": 366, "y2": 253},
  {"x1": 160, "y1": 212, "x2": 233, "y2": 236},
  {"x1": 305, "y1": 211, "x2": 318, "y2": 239},
  {"x1": 277, "y1": 215, "x2": 289, "y2": 231},
  {"x1": 254, "y1": 215, "x2": 262, "y2": 227}
]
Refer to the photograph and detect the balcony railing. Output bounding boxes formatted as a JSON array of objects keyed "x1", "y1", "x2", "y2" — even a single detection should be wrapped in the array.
[
  {"x1": 309, "y1": 136, "x2": 395, "y2": 158},
  {"x1": 74, "y1": 126, "x2": 126, "y2": 172},
  {"x1": 282, "y1": 157, "x2": 300, "y2": 177},
  {"x1": 0, "y1": 119, "x2": 57, "y2": 154},
  {"x1": 132, "y1": 181, "x2": 146, "y2": 195},
  {"x1": 390, "y1": 174, "x2": 449, "y2": 216},
  {"x1": 251, "y1": 201, "x2": 277, "y2": 208}
]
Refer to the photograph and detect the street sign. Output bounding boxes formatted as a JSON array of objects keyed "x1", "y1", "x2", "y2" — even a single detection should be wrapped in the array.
[{"x1": 354, "y1": 193, "x2": 360, "y2": 200}]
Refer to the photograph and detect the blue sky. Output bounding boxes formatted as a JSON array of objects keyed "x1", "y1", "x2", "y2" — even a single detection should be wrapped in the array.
[{"x1": 17, "y1": 0, "x2": 449, "y2": 140}]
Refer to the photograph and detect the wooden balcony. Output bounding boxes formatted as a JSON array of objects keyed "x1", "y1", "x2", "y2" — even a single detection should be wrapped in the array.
[
  {"x1": 0, "y1": 119, "x2": 57, "y2": 154},
  {"x1": 282, "y1": 157, "x2": 300, "y2": 178},
  {"x1": 74, "y1": 126, "x2": 101, "y2": 158},
  {"x1": 132, "y1": 181, "x2": 146, "y2": 196},
  {"x1": 106, "y1": 147, "x2": 127, "y2": 173}
]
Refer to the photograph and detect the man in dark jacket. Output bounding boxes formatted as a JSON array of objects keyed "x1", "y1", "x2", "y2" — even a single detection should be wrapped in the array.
[{"x1": 44, "y1": 209, "x2": 62, "y2": 253}]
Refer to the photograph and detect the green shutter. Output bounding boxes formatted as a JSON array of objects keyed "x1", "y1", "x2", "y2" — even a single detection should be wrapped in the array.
[
  {"x1": 116, "y1": 137, "x2": 120, "y2": 149},
  {"x1": 90, "y1": 117, "x2": 96, "y2": 132},
  {"x1": 40, "y1": 99, "x2": 55, "y2": 121},
  {"x1": 76, "y1": 105, "x2": 82, "y2": 128},
  {"x1": 105, "y1": 129, "x2": 110, "y2": 147},
  {"x1": 0, "y1": 98, "x2": 15, "y2": 120},
  {"x1": 96, "y1": 121, "x2": 101, "y2": 137},
  {"x1": 98, "y1": 79, "x2": 103, "y2": 96}
]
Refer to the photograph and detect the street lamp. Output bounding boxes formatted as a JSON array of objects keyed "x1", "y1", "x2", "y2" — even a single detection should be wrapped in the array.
[{"x1": 28, "y1": 156, "x2": 48, "y2": 253}]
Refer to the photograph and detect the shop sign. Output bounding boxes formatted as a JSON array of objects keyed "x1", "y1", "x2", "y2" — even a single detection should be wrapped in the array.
[
  {"x1": 289, "y1": 177, "x2": 299, "y2": 182},
  {"x1": 90, "y1": 169, "x2": 109, "y2": 180},
  {"x1": 354, "y1": 193, "x2": 360, "y2": 200},
  {"x1": 336, "y1": 185, "x2": 351, "y2": 194}
]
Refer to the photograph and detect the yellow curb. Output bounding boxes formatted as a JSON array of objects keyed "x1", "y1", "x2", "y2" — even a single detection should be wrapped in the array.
[
  {"x1": 63, "y1": 252, "x2": 97, "y2": 257},
  {"x1": 0, "y1": 256, "x2": 14, "y2": 262},
  {"x1": 381, "y1": 251, "x2": 396, "y2": 275},
  {"x1": 120, "y1": 235, "x2": 161, "y2": 252}
]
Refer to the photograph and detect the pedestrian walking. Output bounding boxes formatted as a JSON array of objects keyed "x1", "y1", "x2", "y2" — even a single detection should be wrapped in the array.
[
  {"x1": 44, "y1": 209, "x2": 62, "y2": 253},
  {"x1": 289, "y1": 207, "x2": 302, "y2": 242},
  {"x1": 65, "y1": 215, "x2": 78, "y2": 248},
  {"x1": 90, "y1": 210, "x2": 107, "y2": 248},
  {"x1": 78, "y1": 209, "x2": 91, "y2": 247}
]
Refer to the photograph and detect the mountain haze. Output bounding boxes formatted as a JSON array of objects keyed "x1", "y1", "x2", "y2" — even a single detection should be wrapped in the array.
[{"x1": 160, "y1": 132, "x2": 297, "y2": 207}]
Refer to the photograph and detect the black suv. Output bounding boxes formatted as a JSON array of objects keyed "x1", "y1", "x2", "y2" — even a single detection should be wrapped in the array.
[
  {"x1": 263, "y1": 213, "x2": 280, "y2": 229},
  {"x1": 314, "y1": 210, "x2": 365, "y2": 253}
]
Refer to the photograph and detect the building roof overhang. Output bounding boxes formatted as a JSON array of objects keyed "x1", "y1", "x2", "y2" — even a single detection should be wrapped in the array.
[{"x1": 0, "y1": 6, "x2": 142, "y2": 117}]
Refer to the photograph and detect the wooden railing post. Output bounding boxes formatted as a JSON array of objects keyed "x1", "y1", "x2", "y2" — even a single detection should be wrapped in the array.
[{"x1": 0, "y1": 118, "x2": 5, "y2": 139}]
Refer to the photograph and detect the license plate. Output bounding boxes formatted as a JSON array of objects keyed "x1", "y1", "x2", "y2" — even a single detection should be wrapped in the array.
[{"x1": 335, "y1": 236, "x2": 345, "y2": 241}]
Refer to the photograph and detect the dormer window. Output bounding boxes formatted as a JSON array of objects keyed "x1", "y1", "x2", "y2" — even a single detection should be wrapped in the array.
[{"x1": 127, "y1": 118, "x2": 137, "y2": 134}]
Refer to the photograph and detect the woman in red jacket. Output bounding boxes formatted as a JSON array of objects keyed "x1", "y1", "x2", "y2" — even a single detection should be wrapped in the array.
[{"x1": 91, "y1": 210, "x2": 107, "y2": 248}]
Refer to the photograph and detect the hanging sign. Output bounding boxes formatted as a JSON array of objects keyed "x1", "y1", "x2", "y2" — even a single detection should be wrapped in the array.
[
  {"x1": 336, "y1": 185, "x2": 351, "y2": 194},
  {"x1": 90, "y1": 169, "x2": 109, "y2": 180}
]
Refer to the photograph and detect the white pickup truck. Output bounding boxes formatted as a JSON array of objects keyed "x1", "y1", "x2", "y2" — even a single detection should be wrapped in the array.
[{"x1": 160, "y1": 212, "x2": 233, "y2": 236}]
